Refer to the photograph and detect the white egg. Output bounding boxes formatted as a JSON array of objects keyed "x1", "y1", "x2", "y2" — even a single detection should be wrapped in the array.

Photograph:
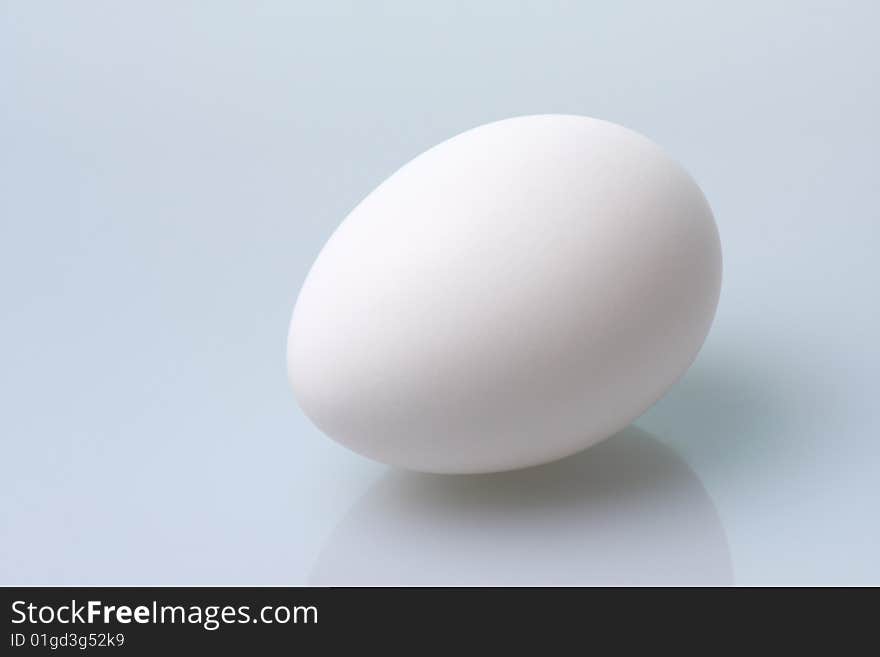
[{"x1": 288, "y1": 115, "x2": 721, "y2": 474}]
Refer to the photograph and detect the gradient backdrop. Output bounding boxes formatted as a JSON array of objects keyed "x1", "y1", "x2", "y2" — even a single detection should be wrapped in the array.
[{"x1": 2, "y1": 1, "x2": 879, "y2": 585}]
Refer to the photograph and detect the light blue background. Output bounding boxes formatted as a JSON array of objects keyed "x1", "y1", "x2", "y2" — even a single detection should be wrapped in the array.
[{"x1": 2, "y1": 1, "x2": 878, "y2": 585}]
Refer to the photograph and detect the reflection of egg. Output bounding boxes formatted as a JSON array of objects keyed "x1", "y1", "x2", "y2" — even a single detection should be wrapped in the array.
[
  {"x1": 310, "y1": 427, "x2": 732, "y2": 586},
  {"x1": 288, "y1": 115, "x2": 721, "y2": 474}
]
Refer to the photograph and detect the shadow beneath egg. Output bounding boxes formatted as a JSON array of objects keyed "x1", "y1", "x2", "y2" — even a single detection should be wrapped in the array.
[
  {"x1": 638, "y1": 347, "x2": 798, "y2": 476},
  {"x1": 309, "y1": 426, "x2": 732, "y2": 586}
]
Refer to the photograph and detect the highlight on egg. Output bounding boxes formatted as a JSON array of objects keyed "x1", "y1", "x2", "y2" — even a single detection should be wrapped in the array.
[{"x1": 287, "y1": 115, "x2": 721, "y2": 474}]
